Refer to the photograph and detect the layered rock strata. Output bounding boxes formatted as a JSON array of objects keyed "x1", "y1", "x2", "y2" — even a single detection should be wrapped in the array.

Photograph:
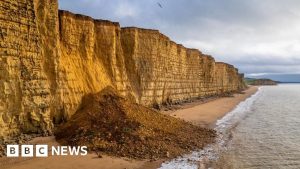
[{"x1": 0, "y1": 0, "x2": 246, "y2": 137}]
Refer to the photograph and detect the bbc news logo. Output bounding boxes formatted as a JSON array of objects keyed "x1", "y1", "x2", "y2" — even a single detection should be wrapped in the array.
[{"x1": 6, "y1": 145, "x2": 88, "y2": 157}]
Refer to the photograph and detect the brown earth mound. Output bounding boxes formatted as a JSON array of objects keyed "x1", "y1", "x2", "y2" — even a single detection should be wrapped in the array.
[{"x1": 55, "y1": 87, "x2": 216, "y2": 159}]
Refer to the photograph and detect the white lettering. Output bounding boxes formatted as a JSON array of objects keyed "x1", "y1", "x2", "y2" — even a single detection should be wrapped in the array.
[
  {"x1": 80, "y1": 146, "x2": 88, "y2": 156},
  {"x1": 7, "y1": 145, "x2": 19, "y2": 157},
  {"x1": 51, "y1": 146, "x2": 60, "y2": 155},
  {"x1": 61, "y1": 146, "x2": 68, "y2": 156},
  {"x1": 69, "y1": 146, "x2": 80, "y2": 155},
  {"x1": 36, "y1": 145, "x2": 48, "y2": 157},
  {"x1": 21, "y1": 145, "x2": 33, "y2": 157}
]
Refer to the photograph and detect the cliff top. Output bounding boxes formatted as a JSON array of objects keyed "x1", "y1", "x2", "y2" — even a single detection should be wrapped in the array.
[
  {"x1": 203, "y1": 54, "x2": 215, "y2": 61},
  {"x1": 58, "y1": 10, "x2": 227, "y2": 61},
  {"x1": 216, "y1": 62, "x2": 234, "y2": 67},
  {"x1": 59, "y1": 10, "x2": 120, "y2": 26}
]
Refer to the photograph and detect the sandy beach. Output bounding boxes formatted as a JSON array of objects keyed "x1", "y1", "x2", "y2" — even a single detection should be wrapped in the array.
[
  {"x1": 1, "y1": 86, "x2": 258, "y2": 169},
  {"x1": 166, "y1": 86, "x2": 258, "y2": 128}
]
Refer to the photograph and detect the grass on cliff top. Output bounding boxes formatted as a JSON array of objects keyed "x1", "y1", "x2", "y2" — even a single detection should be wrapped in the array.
[{"x1": 55, "y1": 87, "x2": 216, "y2": 159}]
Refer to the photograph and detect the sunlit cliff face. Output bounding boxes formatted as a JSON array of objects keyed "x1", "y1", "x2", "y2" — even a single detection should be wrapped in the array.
[
  {"x1": 0, "y1": 0, "x2": 245, "y2": 137},
  {"x1": 59, "y1": 0, "x2": 300, "y2": 75}
]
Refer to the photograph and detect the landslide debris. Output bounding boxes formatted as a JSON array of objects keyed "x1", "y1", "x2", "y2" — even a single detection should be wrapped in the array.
[{"x1": 55, "y1": 87, "x2": 216, "y2": 159}]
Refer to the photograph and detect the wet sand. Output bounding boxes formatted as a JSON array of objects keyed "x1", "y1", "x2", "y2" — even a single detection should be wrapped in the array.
[
  {"x1": 1, "y1": 86, "x2": 258, "y2": 169},
  {"x1": 167, "y1": 86, "x2": 258, "y2": 128}
]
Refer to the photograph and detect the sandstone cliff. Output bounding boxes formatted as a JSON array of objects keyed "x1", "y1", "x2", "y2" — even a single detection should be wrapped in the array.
[{"x1": 0, "y1": 0, "x2": 246, "y2": 137}]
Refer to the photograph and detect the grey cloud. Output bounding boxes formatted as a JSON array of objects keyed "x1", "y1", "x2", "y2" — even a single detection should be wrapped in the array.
[{"x1": 59, "y1": 0, "x2": 300, "y2": 76}]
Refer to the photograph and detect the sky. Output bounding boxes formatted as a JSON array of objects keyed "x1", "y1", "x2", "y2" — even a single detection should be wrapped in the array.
[{"x1": 58, "y1": 0, "x2": 300, "y2": 82}]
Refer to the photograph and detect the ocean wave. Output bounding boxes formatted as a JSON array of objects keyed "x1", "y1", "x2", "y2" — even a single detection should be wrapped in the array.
[
  {"x1": 159, "y1": 88, "x2": 263, "y2": 169},
  {"x1": 216, "y1": 87, "x2": 262, "y2": 130}
]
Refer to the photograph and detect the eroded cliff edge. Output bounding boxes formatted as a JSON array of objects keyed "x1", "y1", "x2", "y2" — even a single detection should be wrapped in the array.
[{"x1": 0, "y1": 0, "x2": 246, "y2": 137}]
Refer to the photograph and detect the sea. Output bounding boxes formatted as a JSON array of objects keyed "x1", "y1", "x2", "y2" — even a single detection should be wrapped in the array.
[{"x1": 159, "y1": 84, "x2": 300, "y2": 169}]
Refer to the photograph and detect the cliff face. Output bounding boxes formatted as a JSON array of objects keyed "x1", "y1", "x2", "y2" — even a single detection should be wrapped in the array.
[
  {"x1": 0, "y1": 0, "x2": 246, "y2": 137},
  {"x1": 0, "y1": 0, "x2": 54, "y2": 136},
  {"x1": 56, "y1": 11, "x2": 133, "y2": 123},
  {"x1": 120, "y1": 29, "x2": 247, "y2": 106}
]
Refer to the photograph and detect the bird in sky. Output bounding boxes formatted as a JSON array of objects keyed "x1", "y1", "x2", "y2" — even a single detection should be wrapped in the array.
[{"x1": 157, "y1": 2, "x2": 163, "y2": 8}]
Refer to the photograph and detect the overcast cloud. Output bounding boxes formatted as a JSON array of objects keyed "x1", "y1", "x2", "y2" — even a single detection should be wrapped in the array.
[{"x1": 59, "y1": 0, "x2": 300, "y2": 76}]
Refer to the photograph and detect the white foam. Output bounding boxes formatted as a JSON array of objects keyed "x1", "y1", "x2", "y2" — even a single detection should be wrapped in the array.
[
  {"x1": 216, "y1": 87, "x2": 262, "y2": 130},
  {"x1": 158, "y1": 88, "x2": 263, "y2": 169}
]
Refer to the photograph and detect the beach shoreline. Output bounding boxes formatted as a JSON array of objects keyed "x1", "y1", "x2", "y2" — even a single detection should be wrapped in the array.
[
  {"x1": 164, "y1": 86, "x2": 258, "y2": 128},
  {"x1": 1, "y1": 86, "x2": 258, "y2": 169}
]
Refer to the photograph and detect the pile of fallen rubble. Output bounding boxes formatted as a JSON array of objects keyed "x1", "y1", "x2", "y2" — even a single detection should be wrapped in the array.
[{"x1": 55, "y1": 87, "x2": 216, "y2": 159}]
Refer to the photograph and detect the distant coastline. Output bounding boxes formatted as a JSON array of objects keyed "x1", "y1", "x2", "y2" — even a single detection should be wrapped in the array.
[
  {"x1": 277, "y1": 82, "x2": 300, "y2": 84},
  {"x1": 245, "y1": 78, "x2": 277, "y2": 86}
]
